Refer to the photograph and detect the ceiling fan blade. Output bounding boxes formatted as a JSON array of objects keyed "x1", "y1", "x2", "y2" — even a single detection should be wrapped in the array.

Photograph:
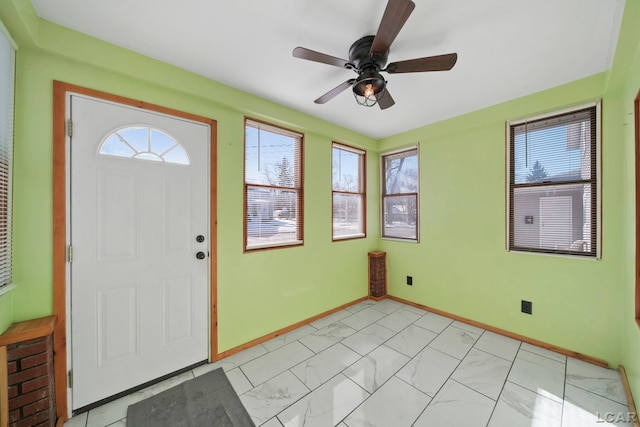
[
  {"x1": 376, "y1": 89, "x2": 395, "y2": 110},
  {"x1": 293, "y1": 47, "x2": 350, "y2": 68},
  {"x1": 386, "y1": 53, "x2": 458, "y2": 74},
  {"x1": 314, "y1": 79, "x2": 356, "y2": 104},
  {"x1": 370, "y1": 0, "x2": 416, "y2": 59}
]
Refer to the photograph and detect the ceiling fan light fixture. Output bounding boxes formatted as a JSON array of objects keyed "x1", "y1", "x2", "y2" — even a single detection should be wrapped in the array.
[{"x1": 353, "y1": 70, "x2": 385, "y2": 107}]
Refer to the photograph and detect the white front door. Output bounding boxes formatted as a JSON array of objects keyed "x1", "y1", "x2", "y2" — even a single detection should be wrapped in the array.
[{"x1": 69, "y1": 94, "x2": 210, "y2": 409}]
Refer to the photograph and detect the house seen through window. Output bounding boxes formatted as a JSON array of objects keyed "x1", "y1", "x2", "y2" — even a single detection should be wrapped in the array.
[{"x1": 508, "y1": 104, "x2": 599, "y2": 257}]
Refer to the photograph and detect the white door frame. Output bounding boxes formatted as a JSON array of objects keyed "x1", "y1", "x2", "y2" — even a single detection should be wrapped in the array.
[{"x1": 52, "y1": 81, "x2": 219, "y2": 421}]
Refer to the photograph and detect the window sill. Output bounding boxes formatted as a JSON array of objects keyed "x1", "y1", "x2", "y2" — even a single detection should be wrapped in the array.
[
  {"x1": 507, "y1": 249, "x2": 599, "y2": 260},
  {"x1": 333, "y1": 233, "x2": 366, "y2": 242},
  {"x1": 0, "y1": 283, "x2": 16, "y2": 297},
  {"x1": 381, "y1": 237, "x2": 419, "y2": 243},
  {"x1": 245, "y1": 240, "x2": 304, "y2": 252}
]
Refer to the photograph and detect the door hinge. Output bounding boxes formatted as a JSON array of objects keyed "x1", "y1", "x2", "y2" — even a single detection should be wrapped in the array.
[
  {"x1": 68, "y1": 370, "x2": 73, "y2": 388},
  {"x1": 68, "y1": 244, "x2": 73, "y2": 263},
  {"x1": 67, "y1": 119, "x2": 73, "y2": 138}
]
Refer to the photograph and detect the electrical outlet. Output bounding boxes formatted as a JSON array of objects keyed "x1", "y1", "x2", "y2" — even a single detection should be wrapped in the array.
[
  {"x1": 406, "y1": 276, "x2": 413, "y2": 286},
  {"x1": 521, "y1": 300, "x2": 532, "y2": 315}
]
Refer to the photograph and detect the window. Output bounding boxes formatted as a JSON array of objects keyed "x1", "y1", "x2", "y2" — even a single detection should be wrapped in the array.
[
  {"x1": 635, "y1": 90, "x2": 640, "y2": 327},
  {"x1": 332, "y1": 143, "x2": 365, "y2": 240},
  {"x1": 100, "y1": 126, "x2": 189, "y2": 165},
  {"x1": 244, "y1": 119, "x2": 303, "y2": 250},
  {"x1": 381, "y1": 147, "x2": 419, "y2": 241},
  {"x1": 508, "y1": 104, "x2": 599, "y2": 257},
  {"x1": 0, "y1": 22, "x2": 15, "y2": 293}
]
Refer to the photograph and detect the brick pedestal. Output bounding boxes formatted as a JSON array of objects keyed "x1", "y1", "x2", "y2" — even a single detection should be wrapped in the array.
[
  {"x1": 0, "y1": 316, "x2": 57, "y2": 427},
  {"x1": 7, "y1": 336, "x2": 56, "y2": 427},
  {"x1": 368, "y1": 251, "x2": 387, "y2": 299}
]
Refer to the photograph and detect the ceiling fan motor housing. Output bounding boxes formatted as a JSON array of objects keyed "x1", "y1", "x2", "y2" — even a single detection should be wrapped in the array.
[{"x1": 349, "y1": 35, "x2": 388, "y2": 70}]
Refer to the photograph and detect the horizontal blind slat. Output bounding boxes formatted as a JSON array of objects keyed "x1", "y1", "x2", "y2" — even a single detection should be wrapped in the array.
[
  {"x1": 0, "y1": 24, "x2": 14, "y2": 288},
  {"x1": 509, "y1": 106, "x2": 597, "y2": 256},
  {"x1": 245, "y1": 119, "x2": 303, "y2": 250}
]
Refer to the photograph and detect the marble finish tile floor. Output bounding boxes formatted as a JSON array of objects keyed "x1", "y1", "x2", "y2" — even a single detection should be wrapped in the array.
[{"x1": 64, "y1": 300, "x2": 635, "y2": 427}]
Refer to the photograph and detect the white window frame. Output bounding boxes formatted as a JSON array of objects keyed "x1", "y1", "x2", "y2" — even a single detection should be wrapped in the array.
[
  {"x1": 332, "y1": 142, "x2": 366, "y2": 241},
  {"x1": 99, "y1": 125, "x2": 191, "y2": 165},
  {"x1": 243, "y1": 118, "x2": 304, "y2": 251},
  {"x1": 506, "y1": 101, "x2": 601, "y2": 258},
  {"x1": 380, "y1": 145, "x2": 420, "y2": 242},
  {"x1": 0, "y1": 20, "x2": 16, "y2": 296}
]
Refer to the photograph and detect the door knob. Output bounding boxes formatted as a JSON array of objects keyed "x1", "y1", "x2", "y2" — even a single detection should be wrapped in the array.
[
  {"x1": 196, "y1": 235, "x2": 205, "y2": 243},
  {"x1": 196, "y1": 251, "x2": 206, "y2": 260}
]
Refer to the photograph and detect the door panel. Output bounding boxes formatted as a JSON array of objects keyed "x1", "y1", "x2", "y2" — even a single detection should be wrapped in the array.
[
  {"x1": 162, "y1": 277, "x2": 194, "y2": 345},
  {"x1": 97, "y1": 170, "x2": 139, "y2": 261},
  {"x1": 70, "y1": 94, "x2": 210, "y2": 409},
  {"x1": 162, "y1": 176, "x2": 192, "y2": 254},
  {"x1": 97, "y1": 285, "x2": 139, "y2": 366}
]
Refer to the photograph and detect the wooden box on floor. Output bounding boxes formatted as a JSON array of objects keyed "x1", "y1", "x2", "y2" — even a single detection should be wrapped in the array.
[
  {"x1": 368, "y1": 251, "x2": 387, "y2": 300},
  {"x1": 0, "y1": 316, "x2": 57, "y2": 427}
]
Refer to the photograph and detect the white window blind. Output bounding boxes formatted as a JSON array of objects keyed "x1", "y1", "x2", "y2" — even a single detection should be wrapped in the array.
[
  {"x1": 0, "y1": 22, "x2": 15, "y2": 289},
  {"x1": 244, "y1": 119, "x2": 303, "y2": 250},
  {"x1": 508, "y1": 105, "x2": 599, "y2": 257},
  {"x1": 332, "y1": 143, "x2": 366, "y2": 240}
]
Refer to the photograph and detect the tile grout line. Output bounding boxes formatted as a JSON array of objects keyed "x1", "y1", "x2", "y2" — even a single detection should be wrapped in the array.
[
  {"x1": 449, "y1": 377, "x2": 500, "y2": 404},
  {"x1": 68, "y1": 300, "x2": 627, "y2": 427},
  {"x1": 419, "y1": 328, "x2": 487, "y2": 418},
  {"x1": 389, "y1": 323, "x2": 481, "y2": 425},
  {"x1": 242, "y1": 337, "x2": 360, "y2": 425},
  {"x1": 328, "y1": 374, "x2": 373, "y2": 426},
  {"x1": 483, "y1": 340, "x2": 524, "y2": 427},
  {"x1": 471, "y1": 345, "x2": 517, "y2": 364},
  {"x1": 568, "y1": 380, "x2": 633, "y2": 408},
  {"x1": 519, "y1": 346, "x2": 567, "y2": 364},
  {"x1": 75, "y1": 305, "x2": 443, "y2": 426},
  {"x1": 269, "y1": 306, "x2": 432, "y2": 427},
  {"x1": 560, "y1": 353, "x2": 568, "y2": 427}
]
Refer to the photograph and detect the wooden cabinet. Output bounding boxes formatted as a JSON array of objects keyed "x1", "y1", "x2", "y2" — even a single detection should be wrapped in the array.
[{"x1": 368, "y1": 251, "x2": 387, "y2": 300}]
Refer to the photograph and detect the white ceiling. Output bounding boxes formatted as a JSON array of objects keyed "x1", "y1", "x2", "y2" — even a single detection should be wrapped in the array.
[{"x1": 31, "y1": 0, "x2": 625, "y2": 139}]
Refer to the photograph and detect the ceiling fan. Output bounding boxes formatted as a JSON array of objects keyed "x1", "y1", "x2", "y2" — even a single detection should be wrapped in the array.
[{"x1": 292, "y1": 0, "x2": 458, "y2": 109}]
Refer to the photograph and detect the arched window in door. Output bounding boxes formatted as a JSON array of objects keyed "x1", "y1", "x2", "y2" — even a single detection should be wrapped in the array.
[{"x1": 99, "y1": 126, "x2": 190, "y2": 165}]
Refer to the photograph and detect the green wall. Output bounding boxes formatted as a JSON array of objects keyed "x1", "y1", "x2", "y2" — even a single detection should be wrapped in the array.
[
  {"x1": 0, "y1": 291, "x2": 11, "y2": 332},
  {"x1": 0, "y1": 0, "x2": 638, "y2": 401},
  {"x1": 618, "y1": 0, "x2": 640, "y2": 404},
  {"x1": 378, "y1": 73, "x2": 625, "y2": 364},
  {"x1": 0, "y1": 0, "x2": 379, "y2": 351},
  {"x1": 377, "y1": 0, "x2": 640, "y2": 399}
]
